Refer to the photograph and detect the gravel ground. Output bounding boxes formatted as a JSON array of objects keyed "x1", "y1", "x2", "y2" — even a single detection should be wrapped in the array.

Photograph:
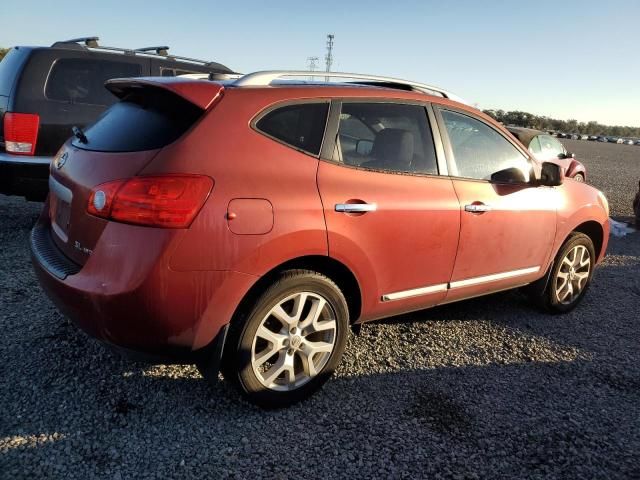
[{"x1": 1, "y1": 140, "x2": 639, "y2": 479}]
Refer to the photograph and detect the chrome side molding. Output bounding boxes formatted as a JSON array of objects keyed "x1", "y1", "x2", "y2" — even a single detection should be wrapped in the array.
[
  {"x1": 381, "y1": 284, "x2": 448, "y2": 302},
  {"x1": 381, "y1": 266, "x2": 541, "y2": 302},
  {"x1": 449, "y1": 266, "x2": 540, "y2": 289}
]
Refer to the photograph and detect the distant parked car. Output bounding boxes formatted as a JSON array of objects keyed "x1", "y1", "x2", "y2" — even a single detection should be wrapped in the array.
[
  {"x1": 607, "y1": 137, "x2": 619, "y2": 143},
  {"x1": 588, "y1": 135, "x2": 598, "y2": 141},
  {"x1": 507, "y1": 127, "x2": 587, "y2": 182},
  {"x1": 616, "y1": 138, "x2": 625, "y2": 144},
  {"x1": 597, "y1": 136, "x2": 608, "y2": 142},
  {"x1": 568, "y1": 134, "x2": 580, "y2": 140},
  {"x1": 624, "y1": 139, "x2": 634, "y2": 145},
  {"x1": 556, "y1": 133, "x2": 566, "y2": 138},
  {"x1": 635, "y1": 140, "x2": 640, "y2": 146},
  {"x1": 580, "y1": 134, "x2": 589, "y2": 140},
  {"x1": 0, "y1": 36, "x2": 236, "y2": 201}
]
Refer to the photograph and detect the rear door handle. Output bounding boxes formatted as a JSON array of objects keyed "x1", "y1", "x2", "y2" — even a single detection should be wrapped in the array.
[
  {"x1": 464, "y1": 203, "x2": 492, "y2": 213},
  {"x1": 335, "y1": 203, "x2": 377, "y2": 213}
]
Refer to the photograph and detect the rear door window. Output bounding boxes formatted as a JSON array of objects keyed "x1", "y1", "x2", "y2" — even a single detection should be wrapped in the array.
[
  {"x1": 72, "y1": 87, "x2": 203, "y2": 152},
  {"x1": 46, "y1": 58, "x2": 142, "y2": 106},
  {"x1": 255, "y1": 102, "x2": 329, "y2": 156},
  {"x1": 335, "y1": 102, "x2": 438, "y2": 175}
]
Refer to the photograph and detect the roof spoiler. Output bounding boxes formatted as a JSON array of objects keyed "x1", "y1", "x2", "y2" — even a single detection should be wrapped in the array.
[{"x1": 105, "y1": 77, "x2": 224, "y2": 110}]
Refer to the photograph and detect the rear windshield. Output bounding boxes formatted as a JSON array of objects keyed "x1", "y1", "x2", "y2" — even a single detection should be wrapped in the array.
[
  {"x1": 46, "y1": 58, "x2": 142, "y2": 106},
  {"x1": 0, "y1": 48, "x2": 28, "y2": 97},
  {"x1": 72, "y1": 87, "x2": 203, "y2": 152}
]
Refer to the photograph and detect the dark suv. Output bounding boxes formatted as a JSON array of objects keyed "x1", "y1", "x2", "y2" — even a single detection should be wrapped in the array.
[{"x1": 0, "y1": 37, "x2": 234, "y2": 200}]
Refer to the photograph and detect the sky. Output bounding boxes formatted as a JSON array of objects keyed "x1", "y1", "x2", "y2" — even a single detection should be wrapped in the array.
[{"x1": 2, "y1": 0, "x2": 639, "y2": 127}]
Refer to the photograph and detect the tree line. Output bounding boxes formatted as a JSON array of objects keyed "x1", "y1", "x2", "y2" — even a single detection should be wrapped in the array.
[{"x1": 483, "y1": 109, "x2": 640, "y2": 138}]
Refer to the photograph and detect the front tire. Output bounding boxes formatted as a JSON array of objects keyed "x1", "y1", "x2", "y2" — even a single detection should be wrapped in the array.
[
  {"x1": 219, "y1": 270, "x2": 349, "y2": 408},
  {"x1": 573, "y1": 173, "x2": 585, "y2": 183},
  {"x1": 527, "y1": 232, "x2": 595, "y2": 313}
]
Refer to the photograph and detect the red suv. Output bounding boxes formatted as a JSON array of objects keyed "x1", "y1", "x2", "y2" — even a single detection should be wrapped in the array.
[{"x1": 31, "y1": 72, "x2": 610, "y2": 407}]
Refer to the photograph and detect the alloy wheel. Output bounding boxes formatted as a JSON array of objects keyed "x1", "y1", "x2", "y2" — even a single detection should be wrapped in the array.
[
  {"x1": 251, "y1": 292, "x2": 337, "y2": 391},
  {"x1": 555, "y1": 244, "x2": 591, "y2": 305}
]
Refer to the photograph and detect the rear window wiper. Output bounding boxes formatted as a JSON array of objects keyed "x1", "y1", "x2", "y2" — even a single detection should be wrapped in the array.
[{"x1": 72, "y1": 126, "x2": 88, "y2": 144}]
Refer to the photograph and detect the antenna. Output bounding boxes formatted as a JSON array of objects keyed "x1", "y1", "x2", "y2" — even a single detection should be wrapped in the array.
[{"x1": 325, "y1": 34, "x2": 334, "y2": 81}]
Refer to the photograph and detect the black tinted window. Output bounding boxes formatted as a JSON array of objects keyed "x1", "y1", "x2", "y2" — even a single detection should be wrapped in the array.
[
  {"x1": 336, "y1": 103, "x2": 438, "y2": 174},
  {"x1": 0, "y1": 48, "x2": 28, "y2": 97},
  {"x1": 46, "y1": 58, "x2": 141, "y2": 106},
  {"x1": 256, "y1": 103, "x2": 329, "y2": 155},
  {"x1": 441, "y1": 110, "x2": 530, "y2": 181},
  {"x1": 72, "y1": 87, "x2": 203, "y2": 152}
]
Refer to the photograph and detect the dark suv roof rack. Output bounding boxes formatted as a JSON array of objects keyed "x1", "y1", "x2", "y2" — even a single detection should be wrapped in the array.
[
  {"x1": 50, "y1": 36, "x2": 221, "y2": 67},
  {"x1": 135, "y1": 46, "x2": 170, "y2": 56}
]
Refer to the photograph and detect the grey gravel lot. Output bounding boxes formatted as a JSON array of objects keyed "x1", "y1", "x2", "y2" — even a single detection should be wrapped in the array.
[{"x1": 1, "y1": 140, "x2": 639, "y2": 479}]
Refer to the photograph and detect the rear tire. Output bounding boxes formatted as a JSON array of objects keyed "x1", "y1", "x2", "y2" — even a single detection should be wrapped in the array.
[
  {"x1": 573, "y1": 173, "x2": 585, "y2": 183},
  {"x1": 526, "y1": 232, "x2": 595, "y2": 313},
  {"x1": 220, "y1": 270, "x2": 349, "y2": 408}
]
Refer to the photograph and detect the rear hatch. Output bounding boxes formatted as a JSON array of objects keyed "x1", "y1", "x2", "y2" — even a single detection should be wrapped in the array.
[{"x1": 48, "y1": 78, "x2": 223, "y2": 265}]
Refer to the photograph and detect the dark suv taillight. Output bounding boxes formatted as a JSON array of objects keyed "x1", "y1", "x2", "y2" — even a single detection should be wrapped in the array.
[
  {"x1": 87, "y1": 175, "x2": 214, "y2": 228},
  {"x1": 4, "y1": 113, "x2": 40, "y2": 155}
]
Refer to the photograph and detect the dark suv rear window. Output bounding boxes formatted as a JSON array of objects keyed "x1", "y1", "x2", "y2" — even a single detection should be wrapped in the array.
[
  {"x1": 255, "y1": 102, "x2": 329, "y2": 155},
  {"x1": 46, "y1": 58, "x2": 141, "y2": 106},
  {"x1": 0, "y1": 48, "x2": 28, "y2": 97},
  {"x1": 72, "y1": 87, "x2": 203, "y2": 152}
]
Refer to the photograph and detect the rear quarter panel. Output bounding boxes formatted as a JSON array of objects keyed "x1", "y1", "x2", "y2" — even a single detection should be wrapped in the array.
[{"x1": 143, "y1": 88, "x2": 329, "y2": 275}]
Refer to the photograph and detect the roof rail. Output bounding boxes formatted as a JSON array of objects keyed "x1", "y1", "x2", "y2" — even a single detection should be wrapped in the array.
[
  {"x1": 136, "y1": 46, "x2": 170, "y2": 56},
  {"x1": 51, "y1": 36, "x2": 100, "y2": 48},
  {"x1": 232, "y1": 70, "x2": 470, "y2": 105},
  {"x1": 50, "y1": 37, "x2": 224, "y2": 67}
]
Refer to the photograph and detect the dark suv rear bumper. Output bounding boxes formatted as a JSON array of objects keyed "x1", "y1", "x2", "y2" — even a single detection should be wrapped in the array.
[{"x1": 0, "y1": 152, "x2": 51, "y2": 201}]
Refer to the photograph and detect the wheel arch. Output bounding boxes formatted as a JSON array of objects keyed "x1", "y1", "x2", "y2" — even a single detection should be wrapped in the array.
[
  {"x1": 231, "y1": 255, "x2": 363, "y2": 328},
  {"x1": 572, "y1": 220, "x2": 604, "y2": 260}
]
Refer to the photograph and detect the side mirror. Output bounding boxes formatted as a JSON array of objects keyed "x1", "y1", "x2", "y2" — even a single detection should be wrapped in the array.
[
  {"x1": 356, "y1": 139, "x2": 374, "y2": 156},
  {"x1": 490, "y1": 167, "x2": 528, "y2": 184},
  {"x1": 538, "y1": 162, "x2": 564, "y2": 186}
]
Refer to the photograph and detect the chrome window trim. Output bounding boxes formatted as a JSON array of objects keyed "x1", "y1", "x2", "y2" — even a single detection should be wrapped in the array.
[{"x1": 426, "y1": 103, "x2": 448, "y2": 176}]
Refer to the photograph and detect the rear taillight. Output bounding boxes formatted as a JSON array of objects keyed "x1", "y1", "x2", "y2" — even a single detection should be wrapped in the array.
[
  {"x1": 4, "y1": 113, "x2": 40, "y2": 155},
  {"x1": 87, "y1": 175, "x2": 214, "y2": 228}
]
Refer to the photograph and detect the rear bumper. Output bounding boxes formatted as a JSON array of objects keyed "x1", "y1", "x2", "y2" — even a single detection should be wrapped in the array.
[
  {"x1": 30, "y1": 215, "x2": 257, "y2": 360},
  {"x1": 0, "y1": 151, "x2": 52, "y2": 200}
]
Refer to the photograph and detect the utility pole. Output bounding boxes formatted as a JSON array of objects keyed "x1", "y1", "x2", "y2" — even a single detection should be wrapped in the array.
[
  {"x1": 307, "y1": 56, "x2": 319, "y2": 81},
  {"x1": 325, "y1": 34, "x2": 334, "y2": 81},
  {"x1": 307, "y1": 56, "x2": 319, "y2": 72}
]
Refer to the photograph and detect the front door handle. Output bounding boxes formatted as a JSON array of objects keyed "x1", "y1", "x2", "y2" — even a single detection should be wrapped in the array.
[
  {"x1": 464, "y1": 203, "x2": 492, "y2": 213},
  {"x1": 335, "y1": 203, "x2": 377, "y2": 213}
]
